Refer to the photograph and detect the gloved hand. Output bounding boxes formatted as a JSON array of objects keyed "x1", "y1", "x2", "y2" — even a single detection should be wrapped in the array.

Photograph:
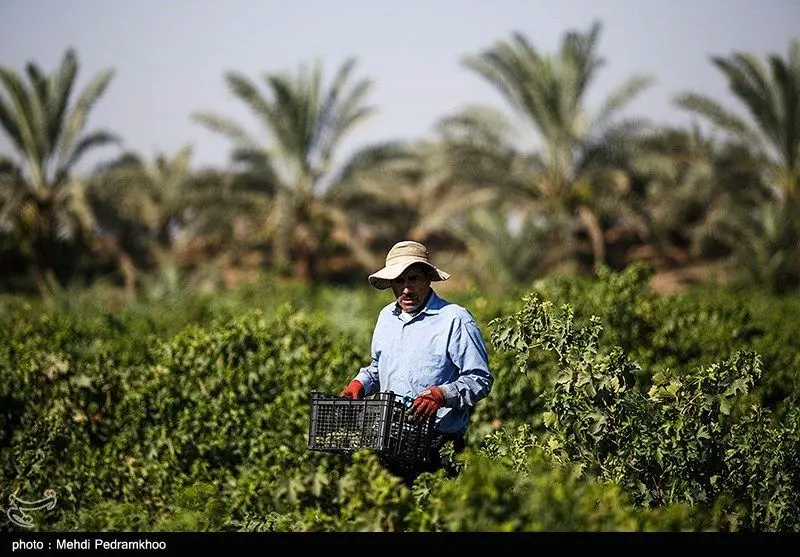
[
  {"x1": 338, "y1": 379, "x2": 364, "y2": 400},
  {"x1": 411, "y1": 386, "x2": 445, "y2": 423}
]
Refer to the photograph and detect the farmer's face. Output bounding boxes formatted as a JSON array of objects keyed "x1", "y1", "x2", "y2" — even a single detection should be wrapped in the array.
[{"x1": 391, "y1": 264, "x2": 432, "y2": 314}]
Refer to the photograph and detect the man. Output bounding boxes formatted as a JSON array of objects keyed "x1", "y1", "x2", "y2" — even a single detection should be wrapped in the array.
[{"x1": 338, "y1": 240, "x2": 493, "y2": 478}]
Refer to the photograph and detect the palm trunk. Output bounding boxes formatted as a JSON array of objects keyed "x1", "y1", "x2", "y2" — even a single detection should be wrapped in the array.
[
  {"x1": 118, "y1": 251, "x2": 137, "y2": 300},
  {"x1": 92, "y1": 235, "x2": 138, "y2": 299},
  {"x1": 576, "y1": 205, "x2": 605, "y2": 268},
  {"x1": 293, "y1": 246, "x2": 318, "y2": 284},
  {"x1": 32, "y1": 268, "x2": 49, "y2": 296},
  {"x1": 32, "y1": 201, "x2": 58, "y2": 296}
]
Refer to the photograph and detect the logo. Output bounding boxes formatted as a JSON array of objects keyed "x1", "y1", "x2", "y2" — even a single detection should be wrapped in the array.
[{"x1": 6, "y1": 489, "x2": 57, "y2": 528}]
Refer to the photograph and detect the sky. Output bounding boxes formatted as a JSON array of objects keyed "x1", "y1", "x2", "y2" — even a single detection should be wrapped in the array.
[{"x1": 1, "y1": 0, "x2": 799, "y2": 173}]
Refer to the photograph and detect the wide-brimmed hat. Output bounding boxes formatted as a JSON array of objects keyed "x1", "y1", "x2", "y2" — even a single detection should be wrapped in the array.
[{"x1": 368, "y1": 240, "x2": 450, "y2": 290}]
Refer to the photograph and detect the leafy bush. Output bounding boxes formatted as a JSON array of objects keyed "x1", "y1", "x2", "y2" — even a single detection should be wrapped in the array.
[
  {"x1": 3, "y1": 265, "x2": 800, "y2": 531},
  {"x1": 490, "y1": 292, "x2": 800, "y2": 530}
]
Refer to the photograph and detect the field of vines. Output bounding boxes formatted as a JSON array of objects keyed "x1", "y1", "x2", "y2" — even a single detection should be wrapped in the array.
[{"x1": 2, "y1": 263, "x2": 799, "y2": 532}]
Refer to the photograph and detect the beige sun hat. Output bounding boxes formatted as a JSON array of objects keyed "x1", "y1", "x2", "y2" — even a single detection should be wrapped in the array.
[{"x1": 368, "y1": 240, "x2": 451, "y2": 290}]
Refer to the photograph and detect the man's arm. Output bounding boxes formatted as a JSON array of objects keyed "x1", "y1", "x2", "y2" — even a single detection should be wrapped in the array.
[
  {"x1": 354, "y1": 355, "x2": 379, "y2": 396},
  {"x1": 353, "y1": 317, "x2": 382, "y2": 396},
  {"x1": 439, "y1": 313, "x2": 493, "y2": 410}
]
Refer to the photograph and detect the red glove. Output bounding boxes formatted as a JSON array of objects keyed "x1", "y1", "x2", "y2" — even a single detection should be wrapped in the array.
[
  {"x1": 338, "y1": 379, "x2": 364, "y2": 400},
  {"x1": 411, "y1": 386, "x2": 445, "y2": 422}
]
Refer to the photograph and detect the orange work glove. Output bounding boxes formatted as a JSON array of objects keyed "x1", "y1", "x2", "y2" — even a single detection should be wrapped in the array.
[
  {"x1": 411, "y1": 386, "x2": 445, "y2": 422},
  {"x1": 338, "y1": 379, "x2": 364, "y2": 400}
]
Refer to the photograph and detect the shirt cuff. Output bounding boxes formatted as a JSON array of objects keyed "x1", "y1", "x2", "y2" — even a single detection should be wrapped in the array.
[
  {"x1": 438, "y1": 383, "x2": 459, "y2": 407},
  {"x1": 354, "y1": 372, "x2": 376, "y2": 395}
]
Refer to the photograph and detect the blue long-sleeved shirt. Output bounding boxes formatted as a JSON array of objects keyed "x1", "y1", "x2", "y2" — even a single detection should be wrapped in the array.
[{"x1": 355, "y1": 290, "x2": 493, "y2": 434}]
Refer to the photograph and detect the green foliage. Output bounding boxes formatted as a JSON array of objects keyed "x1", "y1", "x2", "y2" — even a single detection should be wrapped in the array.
[
  {"x1": 491, "y1": 277, "x2": 800, "y2": 531},
  {"x1": 2, "y1": 265, "x2": 800, "y2": 532},
  {"x1": 426, "y1": 426, "x2": 705, "y2": 532},
  {"x1": 503, "y1": 263, "x2": 800, "y2": 417},
  {"x1": 0, "y1": 306, "x2": 158, "y2": 517}
]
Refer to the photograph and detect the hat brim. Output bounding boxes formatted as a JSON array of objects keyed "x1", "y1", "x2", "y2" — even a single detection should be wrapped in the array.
[{"x1": 368, "y1": 260, "x2": 450, "y2": 290}]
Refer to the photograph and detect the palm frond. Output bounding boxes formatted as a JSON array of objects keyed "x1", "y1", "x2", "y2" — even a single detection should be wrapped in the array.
[
  {"x1": 328, "y1": 140, "x2": 417, "y2": 197},
  {"x1": 55, "y1": 129, "x2": 120, "y2": 185},
  {"x1": 0, "y1": 67, "x2": 42, "y2": 180},
  {"x1": 48, "y1": 49, "x2": 78, "y2": 155},
  {"x1": 676, "y1": 36, "x2": 800, "y2": 204},
  {"x1": 192, "y1": 112, "x2": 254, "y2": 144},
  {"x1": 55, "y1": 67, "x2": 115, "y2": 175},
  {"x1": 436, "y1": 104, "x2": 518, "y2": 149},
  {"x1": 675, "y1": 92, "x2": 764, "y2": 147},
  {"x1": 592, "y1": 75, "x2": 655, "y2": 131}
]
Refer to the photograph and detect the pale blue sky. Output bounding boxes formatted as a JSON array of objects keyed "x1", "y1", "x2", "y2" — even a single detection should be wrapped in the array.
[{"x1": 1, "y1": 0, "x2": 799, "y2": 172}]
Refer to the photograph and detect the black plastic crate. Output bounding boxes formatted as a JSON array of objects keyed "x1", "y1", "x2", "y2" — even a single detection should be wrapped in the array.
[{"x1": 307, "y1": 391, "x2": 435, "y2": 464}]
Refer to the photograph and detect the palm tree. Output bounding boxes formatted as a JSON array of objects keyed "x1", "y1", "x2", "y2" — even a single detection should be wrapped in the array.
[
  {"x1": 461, "y1": 21, "x2": 655, "y2": 269},
  {"x1": 86, "y1": 146, "x2": 201, "y2": 294},
  {"x1": 675, "y1": 37, "x2": 800, "y2": 207},
  {"x1": 674, "y1": 39, "x2": 800, "y2": 291},
  {"x1": 0, "y1": 48, "x2": 117, "y2": 292},
  {"x1": 330, "y1": 106, "x2": 518, "y2": 263},
  {"x1": 455, "y1": 204, "x2": 556, "y2": 291},
  {"x1": 726, "y1": 201, "x2": 800, "y2": 293},
  {"x1": 193, "y1": 58, "x2": 381, "y2": 283},
  {"x1": 0, "y1": 155, "x2": 29, "y2": 287},
  {"x1": 0, "y1": 155, "x2": 24, "y2": 236},
  {"x1": 613, "y1": 128, "x2": 761, "y2": 275}
]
